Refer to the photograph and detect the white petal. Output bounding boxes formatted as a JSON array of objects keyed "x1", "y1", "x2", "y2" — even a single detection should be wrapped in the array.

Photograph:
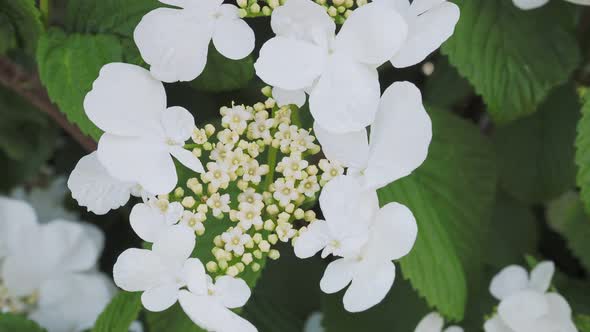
[
  {"x1": 483, "y1": 316, "x2": 513, "y2": 332},
  {"x1": 444, "y1": 327, "x2": 464, "y2": 332},
  {"x1": 408, "y1": 0, "x2": 447, "y2": 15},
  {"x1": 414, "y1": 312, "x2": 444, "y2": 332},
  {"x1": 320, "y1": 176, "x2": 379, "y2": 230},
  {"x1": 2, "y1": 256, "x2": 45, "y2": 296},
  {"x1": 313, "y1": 123, "x2": 369, "y2": 170},
  {"x1": 271, "y1": 0, "x2": 335, "y2": 47},
  {"x1": 320, "y1": 258, "x2": 355, "y2": 294},
  {"x1": 178, "y1": 290, "x2": 257, "y2": 332},
  {"x1": 489, "y1": 265, "x2": 529, "y2": 301},
  {"x1": 309, "y1": 54, "x2": 380, "y2": 133},
  {"x1": 165, "y1": 202, "x2": 185, "y2": 224},
  {"x1": 161, "y1": 106, "x2": 195, "y2": 144},
  {"x1": 273, "y1": 87, "x2": 307, "y2": 107},
  {"x1": 213, "y1": 6, "x2": 255, "y2": 60},
  {"x1": 544, "y1": 293, "x2": 573, "y2": 321},
  {"x1": 512, "y1": 0, "x2": 549, "y2": 10},
  {"x1": 134, "y1": 8, "x2": 212, "y2": 82},
  {"x1": 334, "y1": 2, "x2": 407, "y2": 65},
  {"x1": 214, "y1": 276, "x2": 251, "y2": 309},
  {"x1": 498, "y1": 290, "x2": 548, "y2": 331},
  {"x1": 294, "y1": 219, "x2": 330, "y2": 259},
  {"x1": 169, "y1": 146, "x2": 205, "y2": 173},
  {"x1": 565, "y1": 0, "x2": 590, "y2": 5},
  {"x1": 182, "y1": 258, "x2": 208, "y2": 295},
  {"x1": 365, "y1": 81, "x2": 432, "y2": 190},
  {"x1": 84, "y1": 63, "x2": 165, "y2": 136},
  {"x1": 113, "y1": 248, "x2": 168, "y2": 292},
  {"x1": 130, "y1": 203, "x2": 168, "y2": 243},
  {"x1": 255, "y1": 36, "x2": 327, "y2": 91},
  {"x1": 68, "y1": 152, "x2": 134, "y2": 215},
  {"x1": 152, "y1": 225, "x2": 196, "y2": 267},
  {"x1": 368, "y1": 203, "x2": 418, "y2": 261},
  {"x1": 342, "y1": 261, "x2": 396, "y2": 312},
  {"x1": 391, "y1": 3, "x2": 460, "y2": 68},
  {"x1": 528, "y1": 261, "x2": 554, "y2": 293},
  {"x1": 0, "y1": 197, "x2": 38, "y2": 255},
  {"x1": 98, "y1": 134, "x2": 177, "y2": 195},
  {"x1": 142, "y1": 283, "x2": 180, "y2": 312}
]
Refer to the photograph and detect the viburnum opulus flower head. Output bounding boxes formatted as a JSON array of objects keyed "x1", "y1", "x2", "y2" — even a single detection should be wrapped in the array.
[
  {"x1": 84, "y1": 62, "x2": 204, "y2": 195},
  {"x1": 512, "y1": 0, "x2": 590, "y2": 10},
  {"x1": 314, "y1": 81, "x2": 432, "y2": 191},
  {"x1": 414, "y1": 312, "x2": 463, "y2": 332},
  {"x1": 255, "y1": 0, "x2": 408, "y2": 133},
  {"x1": 134, "y1": 0, "x2": 255, "y2": 82},
  {"x1": 0, "y1": 197, "x2": 113, "y2": 332},
  {"x1": 484, "y1": 261, "x2": 577, "y2": 332}
]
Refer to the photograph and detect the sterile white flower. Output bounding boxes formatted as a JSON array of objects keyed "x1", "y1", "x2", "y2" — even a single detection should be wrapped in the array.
[
  {"x1": 512, "y1": 0, "x2": 590, "y2": 10},
  {"x1": 134, "y1": 0, "x2": 255, "y2": 82},
  {"x1": 11, "y1": 177, "x2": 78, "y2": 222},
  {"x1": 68, "y1": 152, "x2": 144, "y2": 215},
  {"x1": 84, "y1": 63, "x2": 204, "y2": 195},
  {"x1": 113, "y1": 225, "x2": 200, "y2": 312},
  {"x1": 129, "y1": 198, "x2": 184, "y2": 243},
  {"x1": 484, "y1": 261, "x2": 577, "y2": 332},
  {"x1": 373, "y1": 0, "x2": 460, "y2": 68},
  {"x1": 414, "y1": 312, "x2": 463, "y2": 332},
  {"x1": 255, "y1": 0, "x2": 408, "y2": 133},
  {"x1": 314, "y1": 81, "x2": 432, "y2": 191},
  {"x1": 178, "y1": 276, "x2": 256, "y2": 332},
  {"x1": 0, "y1": 197, "x2": 113, "y2": 332}
]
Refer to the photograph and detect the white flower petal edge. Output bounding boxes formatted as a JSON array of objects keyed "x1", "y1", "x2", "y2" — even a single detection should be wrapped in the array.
[
  {"x1": 134, "y1": 0, "x2": 254, "y2": 82},
  {"x1": 255, "y1": 0, "x2": 408, "y2": 133},
  {"x1": 273, "y1": 87, "x2": 307, "y2": 108},
  {"x1": 512, "y1": 0, "x2": 551, "y2": 10},
  {"x1": 85, "y1": 63, "x2": 204, "y2": 195},
  {"x1": 314, "y1": 81, "x2": 432, "y2": 191},
  {"x1": 414, "y1": 312, "x2": 464, "y2": 332},
  {"x1": 129, "y1": 199, "x2": 184, "y2": 243}
]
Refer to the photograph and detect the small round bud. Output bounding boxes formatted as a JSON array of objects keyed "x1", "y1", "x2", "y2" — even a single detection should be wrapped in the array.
[
  {"x1": 294, "y1": 208, "x2": 305, "y2": 220},
  {"x1": 204, "y1": 124, "x2": 215, "y2": 137},
  {"x1": 327, "y1": 6, "x2": 337, "y2": 16},
  {"x1": 261, "y1": 86, "x2": 273, "y2": 98},
  {"x1": 226, "y1": 265, "x2": 239, "y2": 277},
  {"x1": 269, "y1": 249, "x2": 280, "y2": 260},
  {"x1": 174, "y1": 187, "x2": 185, "y2": 198},
  {"x1": 266, "y1": 204, "x2": 279, "y2": 215},
  {"x1": 250, "y1": 3, "x2": 261, "y2": 13},
  {"x1": 192, "y1": 148, "x2": 202, "y2": 158},
  {"x1": 253, "y1": 250, "x2": 263, "y2": 259},
  {"x1": 251, "y1": 262, "x2": 261, "y2": 272},
  {"x1": 259, "y1": 240, "x2": 271, "y2": 252},
  {"x1": 237, "y1": 0, "x2": 247, "y2": 7},
  {"x1": 285, "y1": 203, "x2": 295, "y2": 214},
  {"x1": 218, "y1": 260, "x2": 229, "y2": 271},
  {"x1": 242, "y1": 253, "x2": 253, "y2": 265},
  {"x1": 306, "y1": 165, "x2": 319, "y2": 176},
  {"x1": 268, "y1": 234, "x2": 278, "y2": 245},
  {"x1": 214, "y1": 235, "x2": 223, "y2": 247},
  {"x1": 264, "y1": 98, "x2": 276, "y2": 109},
  {"x1": 264, "y1": 219, "x2": 276, "y2": 231},
  {"x1": 252, "y1": 233, "x2": 263, "y2": 244},
  {"x1": 304, "y1": 210, "x2": 316, "y2": 222},
  {"x1": 262, "y1": 6, "x2": 272, "y2": 15}
]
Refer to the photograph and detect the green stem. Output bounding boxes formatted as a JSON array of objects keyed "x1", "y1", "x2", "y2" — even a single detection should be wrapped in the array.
[
  {"x1": 262, "y1": 146, "x2": 278, "y2": 191},
  {"x1": 40, "y1": 0, "x2": 51, "y2": 27}
]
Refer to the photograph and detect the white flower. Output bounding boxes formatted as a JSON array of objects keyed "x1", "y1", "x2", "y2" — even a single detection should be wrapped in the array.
[
  {"x1": 113, "y1": 225, "x2": 200, "y2": 312},
  {"x1": 222, "y1": 105, "x2": 253, "y2": 134},
  {"x1": 275, "y1": 124, "x2": 299, "y2": 149},
  {"x1": 68, "y1": 152, "x2": 144, "y2": 215},
  {"x1": 484, "y1": 262, "x2": 577, "y2": 332},
  {"x1": 512, "y1": 0, "x2": 590, "y2": 10},
  {"x1": 221, "y1": 228, "x2": 252, "y2": 255},
  {"x1": 275, "y1": 221, "x2": 297, "y2": 242},
  {"x1": 238, "y1": 188, "x2": 264, "y2": 209},
  {"x1": 211, "y1": 143, "x2": 235, "y2": 164},
  {"x1": 255, "y1": 0, "x2": 408, "y2": 133},
  {"x1": 11, "y1": 177, "x2": 78, "y2": 222},
  {"x1": 374, "y1": 0, "x2": 460, "y2": 68},
  {"x1": 85, "y1": 63, "x2": 204, "y2": 195},
  {"x1": 298, "y1": 176, "x2": 320, "y2": 197},
  {"x1": 134, "y1": 0, "x2": 255, "y2": 82},
  {"x1": 178, "y1": 276, "x2": 256, "y2": 332},
  {"x1": 290, "y1": 129, "x2": 316, "y2": 154},
  {"x1": 180, "y1": 211, "x2": 206, "y2": 234},
  {"x1": 318, "y1": 160, "x2": 344, "y2": 182},
  {"x1": 414, "y1": 312, "x2": 463, "y2": 332},
  {"x1": 242, "y1": 159, "x2": 267, "y2": 184},
  {"x1": 303, "y1": 312, "x2": 324, "y2": 332},
  {"x1": 236, "y1": 203, "x2": 263, "y2": 230},
  {"x1": 0, "y1": 197, "x2": 113, "y2": 332},
  {"x1": 203, "y1": 162, "x2": 231, "y2": 190},
  {"x1": 248, "y1": 117, "x2": 275, "y2": 141},
  {"x1": 272, "y1": 178, "x2": 299, "y2": 206},
  {"x1": 277, "y1": 155, "x2": 308, "y2": 180},
  {"x1": 314, "y1": 81, "x2": 432, "y2": 191},
  {"x1": 273, "y1": 87, "x2": 306, "y2": 108},
  {"x1": 130, "y1": 198, "x2": 184, "y2": 243},
  {"x1": 206, "y1": 193, "x2": 231, "y2": 217}
]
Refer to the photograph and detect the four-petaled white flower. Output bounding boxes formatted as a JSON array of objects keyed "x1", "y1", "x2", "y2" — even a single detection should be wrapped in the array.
[
  {"x1": 255, "y1": 0, "x2": 408, "y2": 133},
  {"x1": 512, "y1": 0, "x2": 590, "y2": 10},
  {"x1": 414, "y1": 312, "x2": 463, "y2": 332},
  {"x1": 0, "y1": 197, "x2": 113, "y2": 332},
  {"x1": 236, "y1": 203, "x2": 263, "y2": 231},
  {"x1": 221, "y1": 228, "x2": 252, "y2": 255},
  {"x1": 484, "y1": 261, "x2": 577, "y2": 332},
  {"x1": 314, "y1": 81, "x2": 432, "y2": 191},
  {"x1": 207, "y1": 193, "x2": 231, "y2": 217},
  {"x1": 134, "y1": 0, "x2": 255, "y2": 82},
  {"x1": 129, "y1": 198, "x2": 184, "y2": 243},
  {"x1": 85, "y1": 63, "x2": 204, "y2": 195}
]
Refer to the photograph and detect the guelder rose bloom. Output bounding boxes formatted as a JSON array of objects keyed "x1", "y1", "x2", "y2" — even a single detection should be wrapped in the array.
[
  {"x1": 85, "y1": 63, "x2": 204, "y2": 195},
  {"x1": 0, "y1": 197, "x2": 113, "y2": 332},
  {"x1": 414, "y1": 312, "x2": 463, "y2": 332},
  {"x1": 314, "y1": 81, "x2": 432, "y2": 191},
  {"x1": 255, "y1": 0, "x2": 408, "y2": 133},
  {"x1": 295, "y1": 176, "x2": 418, "y2": 312},
  {"x1": 484, "y1": 261, "x2": 577, "y2": 332},
  {"x1": 512, "y1": 0, "x2": 590, "y2": 10},
  {"x1": 135, "y1": 0, "x2": 254, "y2": 82}
]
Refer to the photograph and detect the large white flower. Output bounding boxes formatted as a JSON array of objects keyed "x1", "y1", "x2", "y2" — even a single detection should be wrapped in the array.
[
  {"x1": 414, "y1": 312, "x2": 463, "y2": 332},
  {"x1": 314, "y1": 81, "x2": 432, "y2": 191},
  {"x1": 178, "y1": 276, "x2": 257, "y2": 332},
  {"x1": 85, "y1": 63, "x2": 204, "y2": 195},
  {"x1": 512, "y1": 0, "x2": 590, "y2": 10},
  {"x1": 374, "y1": 0, "x2": 460, "y2": 68},
  {"x1": 134, "y1": 0, "x2": 255, "y2": 82},
  {"x1": 255, "y1": 0, "x2": 408, "y2": 133},
  {"x1": 11, "y1": 177, "x2": 78, "y2": 222},
  {"x1": 129, "y1": 199, "x2": 184, "y2": 243},
  {"x1": 484, "y1": 262, "x2": 577, "y2": 332},
  {"x1": 0, "y1": 197, "x2": 113, "y2": 332}
]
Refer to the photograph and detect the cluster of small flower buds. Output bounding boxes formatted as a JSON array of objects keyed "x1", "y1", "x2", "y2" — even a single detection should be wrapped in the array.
[
  {"x1": 236, "y1": 0, "x2": 284, "y2": 18},
  {"x1": 236, "y1": 0, "x2": 366, "y2": 22},
  {"x1": 164, "y1": 87, "x2": 342, "y2": 280},
  {"x1": 315, "y1": 0, "x2": 366, "y2": 23},
  {"x1": 0, "y1": 280, "x2": 36, "y2": 314}
]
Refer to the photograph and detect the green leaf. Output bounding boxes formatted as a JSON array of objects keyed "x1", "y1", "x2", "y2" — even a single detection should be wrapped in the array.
[
  {"x1": 36, "y1": 29, "x2": 124, "y2": 141},
  {"x1": 493, "y1": 85, "x2": 579, "y2": 203},
  {"x1": 424, "y1": 56, "x2": 473, "y2": 109},
  {"x1": 378, "y1": 109, "x2": 497, "y2": 320},
  {"x1": 576, "y1": 315, "x2": 590, "y2": 332},
  {"x1": 146, "y1": 304, "x2": 206, "y2": 332},
  {"x1": 442, "y1": 0, "x2": 581, "y2": 124},
  {"x1": 0, "y1": 0, "x2": 42, "y2": 53},
  {"x1": 191, "y1": 46, "x2": 255, "y2": 92},
  {"x1": 0, "y1": 313, "x2": 47, "y2": 332},
  {"x1": 575, "y1": 93, "x2": 590, "y2": 215},
  {"x1": 547, "y1": 192, "x2": 590, "y2": 273},
  {"x1": 92, "y1": 292, "x2": 142, "y2": 332}
]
